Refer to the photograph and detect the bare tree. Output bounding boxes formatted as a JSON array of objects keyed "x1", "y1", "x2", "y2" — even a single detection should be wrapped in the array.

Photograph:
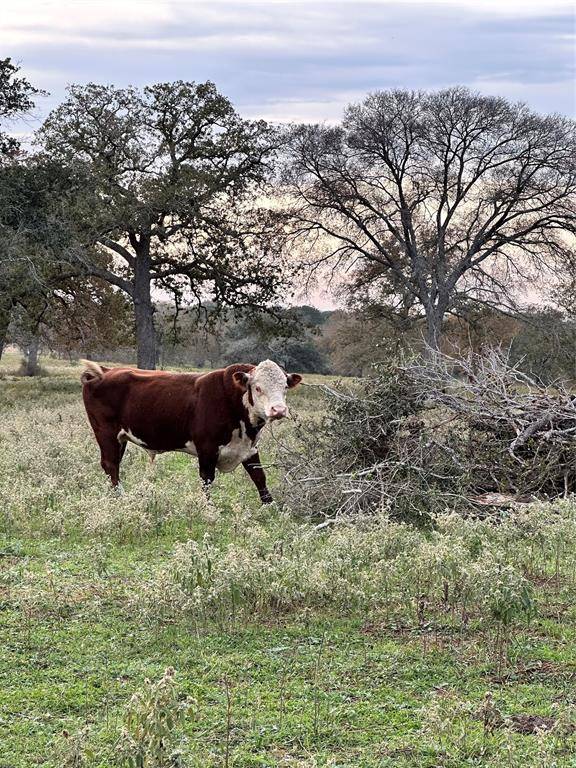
[
  {"x1": 38, "y1": 81, "x2": 289, "y2": 368},
  {"x1": 282, "y1": 87, "x2": 576, "y2": 349}
]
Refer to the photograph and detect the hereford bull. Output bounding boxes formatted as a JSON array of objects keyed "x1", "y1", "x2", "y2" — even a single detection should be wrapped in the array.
[{"x1": 81, "y1": 359, "x2": 302, "y2": 503}]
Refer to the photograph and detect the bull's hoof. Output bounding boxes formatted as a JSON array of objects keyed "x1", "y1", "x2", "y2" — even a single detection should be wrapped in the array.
[{"x1": 261, "y1": 493, "x2": 273, "y2": 505}]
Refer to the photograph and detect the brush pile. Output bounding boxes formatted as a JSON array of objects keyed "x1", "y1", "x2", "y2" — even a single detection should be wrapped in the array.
[{"x1": 280, "y1": 349, "x2": 576, "y2": 521}]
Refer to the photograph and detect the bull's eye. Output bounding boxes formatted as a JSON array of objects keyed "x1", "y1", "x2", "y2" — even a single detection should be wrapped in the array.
[{"x1": 255, "y1": 386, "x2": 263, "y2": 395}]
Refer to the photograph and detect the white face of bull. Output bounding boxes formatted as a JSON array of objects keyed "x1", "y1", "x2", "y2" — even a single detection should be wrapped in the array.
[{"x1": 233, "y1": 360, "x2": 302, "y2": 424}]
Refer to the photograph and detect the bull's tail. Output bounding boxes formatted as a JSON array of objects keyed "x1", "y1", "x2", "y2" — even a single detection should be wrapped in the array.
[{"x1": 80, "y1": 359, "x2": 106, "y2": 385}]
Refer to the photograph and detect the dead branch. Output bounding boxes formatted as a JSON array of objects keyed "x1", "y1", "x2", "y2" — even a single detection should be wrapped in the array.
[{"x1": 279, "y1": 350, "x2": 576, "y2": 521}]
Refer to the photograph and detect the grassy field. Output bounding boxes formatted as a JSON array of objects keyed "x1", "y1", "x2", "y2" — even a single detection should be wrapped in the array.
[{"x1": 1, "y1": 353, "x2": 576, "y2": 767}]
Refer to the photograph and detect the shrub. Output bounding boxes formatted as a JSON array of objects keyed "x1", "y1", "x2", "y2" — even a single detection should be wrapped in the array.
[
  {"x1": 116, "y1": 668, "x2": 193, "y2": 768},
  {"x1": 130, "y1": 504, "x2": 556, "y2": 644}
]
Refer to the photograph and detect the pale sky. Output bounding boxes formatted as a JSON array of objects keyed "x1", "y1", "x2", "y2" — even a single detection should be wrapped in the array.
[
  {"x1": 1, "y1": 0, "x2": 574, "y2": 308},
  {"x1": 1, "y1": 0, "x2": 574, "y2": 130}
]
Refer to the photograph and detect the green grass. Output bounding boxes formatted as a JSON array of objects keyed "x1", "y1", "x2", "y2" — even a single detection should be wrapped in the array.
[{"x1": 1, "y1": 354, "x2": 576, "y2": 766}]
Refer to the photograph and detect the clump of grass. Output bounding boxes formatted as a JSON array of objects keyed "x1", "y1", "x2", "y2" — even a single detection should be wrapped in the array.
[
  {"x1": 12, "y1": 563, "x2": 107, "y2": 624},
  {"x1": 420, "y1": 690, "x2": 576, "y2": 766},
  {"x1": 116, "y1": 667, "x2": 193, "y2": 768},
  {"x1": 57, "y1": 727, "x2": 94, "y2": 767},
  {"x1": 130, "y1": 503, "x2": 561, "y2": 673},
  {"x1": 15, "y1": 360, "x2": 49, "y2": 378},
  {"x1": 0, "y1": 399, "x2": 211, "y2": 540}
]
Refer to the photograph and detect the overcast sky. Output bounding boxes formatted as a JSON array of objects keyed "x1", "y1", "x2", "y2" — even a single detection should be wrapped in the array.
[
  {"x1": 1, "y1": 0, "x2": 573, "y2": 308},
  {"x1": 1, "y1": 0, "x2": 574, "y2": 132}
]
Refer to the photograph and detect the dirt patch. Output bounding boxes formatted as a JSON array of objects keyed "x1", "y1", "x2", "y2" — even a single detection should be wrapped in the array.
[
  {"x1": 492, "y1": 660, "x2": 576, "y2": 684},
  {"x1": 507, "y1": 714, "x2": 557, "y2": 734},
  {"x1": 538, "y1": 603, "x2": 571, "y2": 619},
  {"x1": 518, "y1": 660, "x2": 576, "y2": 680},
  {"x1": 361, "y1": 620, "x2": 463, "y2": 638},
  {"x1": 529, "y1": 573, "x2": 565, "y2": 588}
]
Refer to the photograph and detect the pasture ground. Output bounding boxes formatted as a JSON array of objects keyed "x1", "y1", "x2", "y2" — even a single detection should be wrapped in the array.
[{"x1": 1, "y1": 354, "x2": 576, "y2": 767}]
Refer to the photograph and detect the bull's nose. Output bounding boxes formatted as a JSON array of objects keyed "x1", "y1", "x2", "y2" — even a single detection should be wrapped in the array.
[{"x1": 270, "y1": 405, "x2": 287, "y2": 419}]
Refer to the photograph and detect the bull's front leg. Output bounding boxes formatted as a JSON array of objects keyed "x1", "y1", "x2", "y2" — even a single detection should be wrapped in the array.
[
  {"x1": 198, "y1": 453, "x2": 217, "y2": 498},
  {"x1": 242, "y1": 452, "x2": 273, "y2": 504}
]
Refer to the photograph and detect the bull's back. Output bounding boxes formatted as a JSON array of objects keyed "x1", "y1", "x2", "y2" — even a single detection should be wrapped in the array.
[{"x1": 83, "y1": 368, "x2": 200, "y2": 450}]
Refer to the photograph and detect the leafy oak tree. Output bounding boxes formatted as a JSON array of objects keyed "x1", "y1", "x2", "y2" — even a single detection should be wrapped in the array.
[
  {"x1": 8, "y1": 273, "x2": 134, "y2": 373},
  {"x1": 0, "y1": 158, "x2": 89, "y2": 360},
  {"x1": 283, "y1": 87, "x2": 576, "y2": 350},
  {"x1": 38, "y1": 81, "x2": 290, "y2": 368},
  {"x1": 0, "y1": 58, "x2": 45, "y2": 353},
  {"x1": 0, "y1": 58, "x2": 42, "y2": 161}
]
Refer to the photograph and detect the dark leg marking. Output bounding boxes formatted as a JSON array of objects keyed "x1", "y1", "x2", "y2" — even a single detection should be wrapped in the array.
[
  {"x1": 243, "y1": 452, "x2": 273, "y2": 504},
  {"x1": 198, "y1": 454, "x2": 217, "y2": 497}
]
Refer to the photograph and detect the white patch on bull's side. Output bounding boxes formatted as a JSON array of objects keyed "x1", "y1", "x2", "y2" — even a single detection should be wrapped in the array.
[
  {"x1": 178, "y1": 440, "x2": 198, "y2": 457},
  {"x1": 117, "y1": 428, "x2": 148, "y2": 448},
  {"x1": 243, "y1": 359, "x2": 290, "y2": 425},
  {"x1": 217, "y1": 421, "x2": 258, "y2": 473}
]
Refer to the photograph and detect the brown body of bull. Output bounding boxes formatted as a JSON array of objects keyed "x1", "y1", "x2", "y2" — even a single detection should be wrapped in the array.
[{"x1": 81, "y1": 361, "x2": 292, "y2": 503}]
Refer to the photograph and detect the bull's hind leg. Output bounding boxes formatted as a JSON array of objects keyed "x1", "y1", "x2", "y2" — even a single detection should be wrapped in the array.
[{"x1": 94, "y1": 428, "x2": 125, "y2": 488}]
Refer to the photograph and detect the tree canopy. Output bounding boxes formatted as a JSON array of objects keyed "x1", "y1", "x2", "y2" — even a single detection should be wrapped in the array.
[
  {"x1": 38, "y1": 80, "x2": 293, "y2": 368},
  {"x1": 0, "y1": 61, "x2": 52, "y2": 356},
  {"x1": 0, "y1": 57, "x2": 43, "y2": 161}
]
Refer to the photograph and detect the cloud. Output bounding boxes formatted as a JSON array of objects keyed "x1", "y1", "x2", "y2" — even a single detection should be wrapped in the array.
[
  {"x1": 472, "y1": 79, "x2": 575, "y2": 115},
  {"x1": 1, "y1": 0, "x2": 573, "y2": 126}
]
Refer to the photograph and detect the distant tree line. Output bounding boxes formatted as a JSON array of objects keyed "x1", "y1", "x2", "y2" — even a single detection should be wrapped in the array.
[{"x1": 10, "y1": 298, "x2": 572, "y2": 384}]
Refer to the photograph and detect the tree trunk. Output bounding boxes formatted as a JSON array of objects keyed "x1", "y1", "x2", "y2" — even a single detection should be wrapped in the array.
[
  {"x1": 23, "y1": 336, "x2": 40, "y2": 376},
  {"x1": 133, "y1": 253, "x2": 157, "y2": 370},
  {"x1": 424, "y1": 306, "x2": 444, "y2": 353},
  {"x1": 0, "y1": 308, "x2": 9, "y2": 361}
]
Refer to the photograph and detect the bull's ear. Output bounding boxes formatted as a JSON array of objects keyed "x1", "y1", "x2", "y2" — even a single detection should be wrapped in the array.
[
  {"x1": 233, "y1": 371, "x2": 251, "y2": 390},
  {"x1": 287, "y1": 373, "x2": 302, "y2": 389}
]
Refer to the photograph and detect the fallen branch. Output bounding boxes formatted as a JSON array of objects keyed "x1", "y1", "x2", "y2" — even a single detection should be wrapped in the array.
[{"x1": 279, "y1": 350, "x2": 576, "y2": 521}]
